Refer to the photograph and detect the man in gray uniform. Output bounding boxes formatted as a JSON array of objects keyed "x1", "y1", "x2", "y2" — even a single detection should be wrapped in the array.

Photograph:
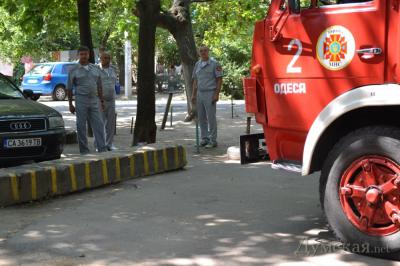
[
  {"x1": 99, "y1": 52, "x2": 117, "y2": 151},
  {"x1": 67, "y1": 46, "x2": 107, "y2": 154},
  {"x1": 191, "y1": 45, "x2": 223, "y2": 148}
]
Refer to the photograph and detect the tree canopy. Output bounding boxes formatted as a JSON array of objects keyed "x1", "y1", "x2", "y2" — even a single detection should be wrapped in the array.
[
  {"x1": 192, "y1": 0, "x2": 270, "y2": 98},
  {"x1": 0, "y1": 0, "x2": 270, "y2": 98},
  {"x1": 0, "y1": 0, "x2": 138, "y2": 63}
]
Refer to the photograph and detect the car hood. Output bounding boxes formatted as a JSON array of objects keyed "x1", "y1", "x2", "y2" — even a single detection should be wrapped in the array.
[{"x1": 0, "y1": 99, "x2": 61, "y2": 118}]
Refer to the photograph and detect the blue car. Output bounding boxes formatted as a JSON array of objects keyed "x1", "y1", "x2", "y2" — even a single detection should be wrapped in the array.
[{"x1": 22, "y1": 62, "x2": 77, "y2": 101}]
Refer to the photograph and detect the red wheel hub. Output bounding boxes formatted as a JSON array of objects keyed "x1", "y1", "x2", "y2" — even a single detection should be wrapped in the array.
[
  {"x1": 365, "y1": 188, "x2": 381, "y2": 205},
  {"x1": 339, "y1": 156, "x2": 400, "y2": 236}
]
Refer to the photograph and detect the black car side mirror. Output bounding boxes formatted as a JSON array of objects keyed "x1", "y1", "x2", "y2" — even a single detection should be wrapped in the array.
[
  {"x1": 288, "y1": 0, "x2": 301, "y2": 14},
  {"x1": 23, "y1": 89, "x2": 34, "y2": 99}
]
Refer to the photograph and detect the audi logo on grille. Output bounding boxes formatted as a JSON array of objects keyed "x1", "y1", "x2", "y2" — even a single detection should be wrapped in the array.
[{"x1": 10, "y1": 121, "x2": 32, "y2": 131}]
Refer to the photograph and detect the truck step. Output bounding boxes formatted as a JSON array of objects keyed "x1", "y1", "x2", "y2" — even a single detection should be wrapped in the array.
[{"x1": 271, "y1": 161, "x2": 302, "y2": 173}]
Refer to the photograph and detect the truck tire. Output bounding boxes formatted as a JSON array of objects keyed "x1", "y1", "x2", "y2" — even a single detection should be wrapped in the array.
[
  {"x1": 52, "y1": 85, "x2": 66, "y2": 101},
  {"x1": 320, "y1": 126, "x2": 400, "y2": 255}
]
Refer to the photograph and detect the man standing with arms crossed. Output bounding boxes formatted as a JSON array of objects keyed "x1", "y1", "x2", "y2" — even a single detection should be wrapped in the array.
[
  {"x1": 98, "y1": 52, "x2": 118, "y2": 151},
  {"x1": 191, "y1": 45, "x2": 223, "y2": 148},
  {"x1": 67, "y1": 46, "x2": 107, "y2": 154}
]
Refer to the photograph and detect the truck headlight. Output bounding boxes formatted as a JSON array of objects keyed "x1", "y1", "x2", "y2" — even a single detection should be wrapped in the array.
[{"x1": 48, "y1": 116, "x2": 65, "y2": 129}]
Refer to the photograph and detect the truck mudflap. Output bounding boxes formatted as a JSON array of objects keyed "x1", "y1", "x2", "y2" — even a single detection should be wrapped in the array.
[{"x1": 243, "y1": 77, "x2": 258, "y2": 114}]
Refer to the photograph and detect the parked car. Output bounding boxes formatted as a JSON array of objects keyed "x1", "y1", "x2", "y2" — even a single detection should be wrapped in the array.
[
  {"x1": 0, "y1": 73, "x2": 65, "y2": 164},
  {"x1": 21, "y1": 62, "x2": 77, "y2": 101}
]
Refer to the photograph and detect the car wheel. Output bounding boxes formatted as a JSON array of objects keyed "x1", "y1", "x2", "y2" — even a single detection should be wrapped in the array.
[
  {"x1": 31, "y1": 94, "x2": 40, "y2": 101},
  {"x1": 53, "y1": 85, "x2": 66, "y2": 101},
  {"x1": 321, "y1": 126, "x2": 400, "y2": 256}
]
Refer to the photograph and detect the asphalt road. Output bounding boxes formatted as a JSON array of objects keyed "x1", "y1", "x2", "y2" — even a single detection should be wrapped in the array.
[{"x1": 0, "y1": 95, "x2": 399, "y2": 265}]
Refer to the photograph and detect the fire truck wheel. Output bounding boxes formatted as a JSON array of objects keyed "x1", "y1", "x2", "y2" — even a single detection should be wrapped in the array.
[{"x1": 321, "y1": 126, "x2": 400, "y2": 255}]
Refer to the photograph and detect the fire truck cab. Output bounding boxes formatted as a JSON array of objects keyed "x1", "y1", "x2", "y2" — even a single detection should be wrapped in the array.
[{"x1": 244, "y1": 0, "x2": 400, "y2": 254}]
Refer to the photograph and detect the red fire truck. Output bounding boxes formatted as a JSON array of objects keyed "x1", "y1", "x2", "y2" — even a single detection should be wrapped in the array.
[{"x1": 243, "y1": 0, "x2": 400, "y2": 254}]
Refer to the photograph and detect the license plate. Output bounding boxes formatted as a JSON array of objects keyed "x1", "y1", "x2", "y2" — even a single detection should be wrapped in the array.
[
  {"x1": 4, "y1": 138, "x2": 42, "y2": 148},
  {"x1": 27, "y1": 79, "x2": 38, "y2": 84}
]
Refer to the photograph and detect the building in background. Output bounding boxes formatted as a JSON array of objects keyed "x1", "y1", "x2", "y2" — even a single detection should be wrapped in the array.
[
  {"x1": 21, "y1": 56, "x2": 34, "y2": 74},
  {"x1": 0, "y1": 59, "x2": 13, "y2": 77},
  {"x1": 52, "y1": 49, "x2": 100, "y2": 63},
  {"x1": 0, "y1": 49, "x2": 101, "y2": 79}
]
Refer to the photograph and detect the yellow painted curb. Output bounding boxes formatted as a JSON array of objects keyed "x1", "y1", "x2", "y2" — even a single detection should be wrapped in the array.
[{"x1": 0, "y1": 145, "x2": 187, "y2": 207}]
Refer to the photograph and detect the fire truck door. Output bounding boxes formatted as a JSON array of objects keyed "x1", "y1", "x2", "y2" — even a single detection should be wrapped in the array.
[
  {"x1": 265, "y1": 0, "x2": 386, "y2": 131},
  {"x1": 302, "y1": 1, "x2": 386, "y2": 81}
]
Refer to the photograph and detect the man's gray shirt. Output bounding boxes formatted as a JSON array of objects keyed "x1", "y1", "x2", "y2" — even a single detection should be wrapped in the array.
[
  {"x1": 99, "y1": 64, "x2": 118, "y2": 101},
  {"x1": 192, "y1": 58, "x2": 223, "y2": 92},
  {"x1": 67, "y1": 63, "x2": 102, "y2": 98}
]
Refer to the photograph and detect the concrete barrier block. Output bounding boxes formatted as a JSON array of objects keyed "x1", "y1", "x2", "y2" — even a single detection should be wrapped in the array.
[
  {"x1": 35, "y1": 167, "x2": 52, "y2": 200},
  {"x1": 89, "y1": 160, "x2": 105, "y2": 188},
  {"x1": 0, "y1": 175, "x2": 13, "y2": 206},
  {"x1": 0, "y1": 145, "x2": 187, "y2": 207},
  {"x1": 135, "y1": 152, "x2": 145, "y2": 177},
  {"x1": 56, "y1": 164, "x2": 72, "y2": 196},
  {"x1": 119, "y1": 155, "x2": 132, "y2": 181}
]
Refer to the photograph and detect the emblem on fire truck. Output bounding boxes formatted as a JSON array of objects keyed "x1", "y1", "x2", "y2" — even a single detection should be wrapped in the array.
[{"x1": 316, "y1": 26, "x2": 355, "y2": 71}]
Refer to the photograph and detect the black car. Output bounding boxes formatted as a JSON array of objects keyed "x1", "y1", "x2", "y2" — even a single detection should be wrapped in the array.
[{"x1": 0, "y1": 73, "x2": 65, "y2": 163}]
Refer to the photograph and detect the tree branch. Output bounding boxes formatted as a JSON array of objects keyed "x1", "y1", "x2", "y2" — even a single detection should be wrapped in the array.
[
  {"x1": 157, "y1": 11, "x2": 178, "y2": 32},
  {"x1": 191, "y1": 0, "x2": 214, "y2": 2},
  {"x1": 100, "y1": 10, "x2": 118, "y2": 50}
]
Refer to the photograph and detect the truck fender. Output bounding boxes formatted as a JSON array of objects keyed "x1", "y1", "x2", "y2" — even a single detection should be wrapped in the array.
[{"x1": 302, "y1": 83, "x2": 400, "y2": 176}]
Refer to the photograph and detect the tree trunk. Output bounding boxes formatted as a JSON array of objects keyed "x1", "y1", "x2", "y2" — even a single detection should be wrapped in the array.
[
  {"x1": 173, "y1": 29, "x2": 198, "y2": 118},
  {"x1": 113, "y1": 42, "x2": 125, "y2": 85},
  {"x1": 100, "y1": 27, "x2": 112, "y2": 52},
  {"x1": 77, "y1": 0, "x2": 95, "y2": 63},
  {"x1": 158, "y1": 0, "x2": 198, "y2": 120},
  {"x1": 117, "y1": 51, "x2": 125, "y2": 86},
  {"x1": 77, "y1": 0, "x2": 95, "y2": 137},
  {"x1": 133, "y1": 0, "x2": 159, "y2": 145}
]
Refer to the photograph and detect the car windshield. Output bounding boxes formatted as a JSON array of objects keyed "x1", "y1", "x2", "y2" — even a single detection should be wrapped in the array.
[
  {"x1": 29, "y1": 64, "x2": 53, "y2": 75},
  {"x1": 0, "y1": 76, "x2": 23, "y2": 99}
]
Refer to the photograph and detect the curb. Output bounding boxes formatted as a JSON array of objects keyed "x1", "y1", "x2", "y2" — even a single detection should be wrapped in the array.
[{"x1": 0, "y1": 145, "x2": 187, "y2": 207}]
